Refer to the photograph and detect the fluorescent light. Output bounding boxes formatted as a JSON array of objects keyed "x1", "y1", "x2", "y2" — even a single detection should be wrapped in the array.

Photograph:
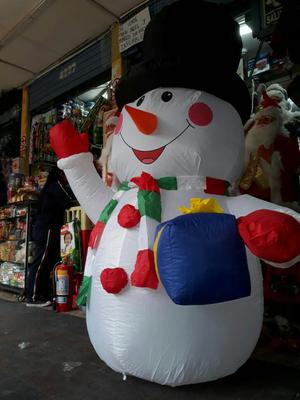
[{"x1": 239, "y1": 23, "x2": 252, "y2": 36}]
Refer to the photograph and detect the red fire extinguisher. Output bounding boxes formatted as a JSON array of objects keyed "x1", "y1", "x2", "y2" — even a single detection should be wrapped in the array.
[{"x1": 54, "y1": 263, "x2": 74, "y2": 312}]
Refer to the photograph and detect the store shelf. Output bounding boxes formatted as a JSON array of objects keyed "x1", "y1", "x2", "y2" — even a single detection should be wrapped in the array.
[
  {"x1": 0, "y1": 215, "x2": 27, "y2": 221},
  {"x1": 0, "y1": 201, "x2": 37, "y2": 294},
  {"x1": 0, "y1": 239, "x2": 25, "y2": 242},
  {"x1": 0, "y1": 282, "x2": 24, "y2": 293},
  {"x1": 0, "y1": 260, "x2": 25, "y2": 266}
]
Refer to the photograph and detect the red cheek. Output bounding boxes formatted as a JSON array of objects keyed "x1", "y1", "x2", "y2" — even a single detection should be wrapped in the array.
[
  {"x1": 114, "y1": 113, "x2": 123, "y2": 135},
  {"x1": 188, "y1": 102, "x2": 213, "y2": 126}
]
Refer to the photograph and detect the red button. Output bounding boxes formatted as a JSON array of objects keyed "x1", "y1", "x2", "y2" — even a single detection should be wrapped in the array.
[
  {"x1": 118, "y1": 204, "x2": 141, "y2": 228},
  {"x1": 100, "y1": 267, "x2": 128, "y2": 294}
]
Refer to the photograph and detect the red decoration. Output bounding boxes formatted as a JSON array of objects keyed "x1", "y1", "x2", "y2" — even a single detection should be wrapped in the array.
[
  {"x1": 50, "y1": 119, "x2": 89, "y2": 159},
  {"x1": 131, "y1": 249, "x2": 159, "y2": 289},
  {"x1": 261, "y1": 91, "x2": 280, "y2": 109},
  {"x1": 88, "y1": 221, "x2": 105, "y2": 249},
  {"x1": 118, "y1": 204, "x2": 141, "y2": 228},
  {"x1": 205, "y1": 177, "x2": 228, "y2": 195},
  {"x1": 238, "y1": 209, "x2": 300, "y2": 263},
  {"x1": 131, "y1": 172, "x2": 160, "y2": 192},
  {"x1": 125, "y1": 105, "x2": 157, "y2": 135},
  {"x1": 100, "y1": 267, "x2": 128, "y2": 294}
]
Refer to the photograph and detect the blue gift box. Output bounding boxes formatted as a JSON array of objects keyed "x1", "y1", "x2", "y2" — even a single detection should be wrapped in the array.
[{"x1": 154, "y1": 213, "x2": 251, "y2": 305}]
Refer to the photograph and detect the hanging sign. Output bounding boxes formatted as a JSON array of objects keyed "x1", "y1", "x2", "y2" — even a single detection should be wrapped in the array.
[
  {"x1": 119, "y1": 8, "x2": 151, "y2": 53},
  {"x1": 262, "y1": 0, "x2": 283, "y2": 28}
]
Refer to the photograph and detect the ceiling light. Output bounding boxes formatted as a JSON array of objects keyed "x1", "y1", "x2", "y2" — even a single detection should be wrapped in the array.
[{"x1": 239, "y1": 23, "x2": 252, "y2": 36}]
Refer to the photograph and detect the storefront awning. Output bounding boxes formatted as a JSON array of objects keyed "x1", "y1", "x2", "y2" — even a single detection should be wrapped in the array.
[{"x1": 0, "y1": 0, "x2": 144, "y2": 91}]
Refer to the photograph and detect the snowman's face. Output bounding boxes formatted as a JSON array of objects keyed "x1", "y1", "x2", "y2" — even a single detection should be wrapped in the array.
[{"x1": 111, "y1": 88, "x2": 245, "y2": 182}]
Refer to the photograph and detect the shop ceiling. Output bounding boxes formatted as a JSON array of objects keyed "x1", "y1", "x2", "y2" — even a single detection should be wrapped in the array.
[
  {"x1": 0, "y1": 0, "x2": 260, "y2": 93},
  {"x1": 0, "y1": 0, "x2": 144, "y2": 91}
]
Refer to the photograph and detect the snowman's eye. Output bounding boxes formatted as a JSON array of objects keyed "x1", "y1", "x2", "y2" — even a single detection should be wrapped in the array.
[
  {"x1": 161, "y1": 91, "x2": 173, "y2": 102},
  {"x1": 136, "y1": 96, "x2": 145, "y2": 107}
]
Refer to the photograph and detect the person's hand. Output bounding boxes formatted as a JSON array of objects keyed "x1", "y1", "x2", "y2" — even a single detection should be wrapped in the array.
[{"x1": 50, "y1": 119, "x2": 89, "y2": 159}]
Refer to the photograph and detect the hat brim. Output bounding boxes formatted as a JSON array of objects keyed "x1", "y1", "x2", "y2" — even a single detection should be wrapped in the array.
[{"x1": 115, "y1": 60, "x2": 251, "y2": 124}]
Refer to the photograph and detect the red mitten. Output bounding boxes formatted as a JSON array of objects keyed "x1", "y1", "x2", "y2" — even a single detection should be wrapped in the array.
[
  {"x1": 50, "y1": 119, "x2": 89, "y2": 159},
  {"x1": 238, "y1": 209, "x2": 300, "y2": 263}
]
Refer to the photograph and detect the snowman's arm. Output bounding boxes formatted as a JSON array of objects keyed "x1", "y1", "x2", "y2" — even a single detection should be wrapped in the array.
[
  {"x1": 50, "y1": 119, "x2": 113, "y2": 223},
  {"x1": 229, "y1": 194, "x2": 300, "y2": 222},
  {"x1": 58, "y1": 152, "x2": 113, "y2": 224},
  {"x1": 229, "y1": 195, "x2": 300, "y2": 268}
]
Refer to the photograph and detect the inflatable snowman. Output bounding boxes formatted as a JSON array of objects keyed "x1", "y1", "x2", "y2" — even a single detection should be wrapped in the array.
[{"x1": 50, "y1": 1, "x2": 300, "y2": 386}]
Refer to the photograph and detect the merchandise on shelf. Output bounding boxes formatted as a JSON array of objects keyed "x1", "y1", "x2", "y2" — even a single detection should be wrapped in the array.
[
  {"x1": 0, "y1": 202, "x2": 36, "y2": 291},
  {"x1": 60, "y1": 220, "x2": 81, "y2": 271},
  {"x1": 58, "y1": 99, "x2": 94, "y2": 129},
  {"x1": 29, "y1": 109, "x2": 57, "y2": 165},
  {"x1": 0, "y1": 262, "x2": 25, "y2": 288},
  {"x1": 6, "y1": 173, "x2": 40, "y2": 204},
  {"x1": 12, "y1": 157, "x2": 26, "y2": 174},
  {"x1": 7, "y1": 173, "x2": 24, "y2": 203},
  {"x1": 0, "y1": 241, "x2": 17, "y2": 262},
  {"x1": 0, "y1": 205, "x2": 27, "y2": 219}
]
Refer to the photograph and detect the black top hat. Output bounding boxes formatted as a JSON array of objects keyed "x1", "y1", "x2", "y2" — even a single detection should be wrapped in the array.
[{"x1": 115, "y1": 0, "x2": 251, "y2": 123}]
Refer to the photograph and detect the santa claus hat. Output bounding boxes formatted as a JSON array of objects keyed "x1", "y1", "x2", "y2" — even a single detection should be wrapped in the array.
[{"x1": 261, "y1": 91, "x2": 281, "y2": 109}]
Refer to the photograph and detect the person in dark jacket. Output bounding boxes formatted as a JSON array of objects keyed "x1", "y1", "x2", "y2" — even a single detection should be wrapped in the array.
[
  {"x1": 26, "y1": 166, "x2": 75, "y2": 307},
  {"x1": 0, "y1": 172, "x2": 8, "y2": 206}
]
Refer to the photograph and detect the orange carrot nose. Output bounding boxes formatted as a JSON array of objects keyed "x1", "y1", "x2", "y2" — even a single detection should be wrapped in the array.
[{"x1": 125, "y1": 105, "x2": 157, "y2": 135}]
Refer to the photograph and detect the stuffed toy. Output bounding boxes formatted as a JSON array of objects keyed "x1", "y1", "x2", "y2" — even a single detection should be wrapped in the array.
[
  {"x1": 50, "y1": 0, "x2": 300, "y2": 386},
  {"x1": 98, "y1": 110, "x2": 119, "y2": 187},
  {"x1": 264, "y1": 83, "x2": 300, "y2": 131},
  {"x1": 241, "y1": 90, "x2": 300, "y2": 206}
]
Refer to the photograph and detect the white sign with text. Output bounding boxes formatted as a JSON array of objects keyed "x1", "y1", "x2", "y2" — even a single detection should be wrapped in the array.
[{"x1": 119, "y1": 8, "x2": 151, "y2": 53}]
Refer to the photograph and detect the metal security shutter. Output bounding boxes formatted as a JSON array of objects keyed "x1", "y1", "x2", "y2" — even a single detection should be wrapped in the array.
[
  {"x1": 120, "y1": 0, "x2": 178, "y2": 62},
  {"x1": 149, "y1": 0, "x2": 178, "y2": 15},
  {"x1": 29, "y1": 32, "x2": 111, "y2": 111}
]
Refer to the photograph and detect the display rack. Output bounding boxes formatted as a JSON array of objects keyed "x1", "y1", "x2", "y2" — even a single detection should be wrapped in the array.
[{"x1": 0, "y1": 201, "x2": 37, "y2": 294}]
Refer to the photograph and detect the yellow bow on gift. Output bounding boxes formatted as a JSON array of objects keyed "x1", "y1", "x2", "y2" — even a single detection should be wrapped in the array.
[{"x1": 178, "y1": 198, "x2": 224, "y2": 214}]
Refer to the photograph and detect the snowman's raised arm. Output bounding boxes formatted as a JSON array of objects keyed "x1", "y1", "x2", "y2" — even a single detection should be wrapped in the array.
[
  {"x1": 228, "y1": 194, "x2": 300, "y2": 268},
  {"x1": 50, "y1": 120, "x2": 113, "y2": 224}
]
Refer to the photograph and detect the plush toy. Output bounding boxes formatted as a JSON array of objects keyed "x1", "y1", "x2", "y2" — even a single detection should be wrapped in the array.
[
  {"x1": 99, "y1": 110, "x2": 119, "y2": 187},
  {"x1": 263, "y1": 83, "x2": 300, "y2": 131},
  {"x1": 50, "y1": 0, "x2": 300, "y2": 386},
  {"x1": 240, "y1": 90, "x2": 300, "y2": 206}
]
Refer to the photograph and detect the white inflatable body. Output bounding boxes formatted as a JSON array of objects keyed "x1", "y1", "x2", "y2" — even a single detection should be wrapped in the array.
[{"x1": 57, "y1": 88, "x2": 300, "y2": 386}]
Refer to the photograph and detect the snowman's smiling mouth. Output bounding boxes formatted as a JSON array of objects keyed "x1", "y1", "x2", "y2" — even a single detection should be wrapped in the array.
[
  {"x1": 132, "y1": 147, "x2": 165, "y2": 164},
  {"x1": 120, "y1": 120, "x2": 193, "y2": 164}
]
